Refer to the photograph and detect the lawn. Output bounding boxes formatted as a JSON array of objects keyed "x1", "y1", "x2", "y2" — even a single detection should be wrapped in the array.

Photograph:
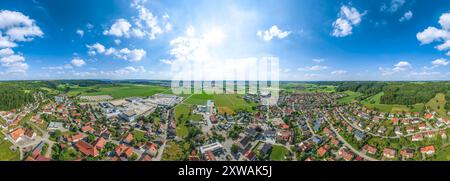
[
  {"x1": 269, "y1": 145, "x2": 289, "y2": 161},
  {"x1": 0, "y1": 133, "x2": 20, "y2": 161},
  {"x1": 132, "y1": 130, "x2": 146, "y2": 140},
  {"x1": 433, "y1": 144, "x2": 450, "y2": 161},
  {"x1": 67, "y1": 84, "x2": 169, "y2": 99},
  {"x1": 426, "y1": 93, "x2": 448, "y2": 118},
  {"x1": 338, "y1": 91, "x2": 363, "y2": 104}
]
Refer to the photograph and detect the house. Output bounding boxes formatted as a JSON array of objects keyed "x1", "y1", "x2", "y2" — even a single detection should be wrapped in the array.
[
  {"x1": 68, "y1": 133, "x2": 85, "y2": 142},
  {"x1": 259, "y1": 143, "x2": 272, "y2": 156},
  {"x1": 418, "y1": 123, "x2": 427, "y2": 131},
  {"x1": 115, "y1": 144, "x2": 134, "y2": 158},
  {"x1": 93, "y1": 137, "x2": 106, "y2": 150},
  {"x1": 317, "y1": 146, "x2": 328, "y2": 157},
  {"x1": 123, "y1": 133, "x2": 133, "y2": 144},
  {"x1": 392, "y1": 118, "x2": 399, "y2": 125},
  {"x1": 75, "y1": 140, "x2": 99, "y2": 157},
  {"x1": 81, "y1": 125, "x2": 94, "y2": 133},
  {"x1": 400, "y1": 149, "x2": 414, "y2": 159},
  {"x1": 139, "y1": 154, "x2": 152, "y2": 161},
  {"x1": 412, "y1": 133, "x2": 423, "y2": 141},
  {"x1": 395, "y1": 126, "x2": 403, "y2": 136},
  {"x1": 145, "y1": 142, "x2": 158, "y2": 157},
  {"x1": 406, "y1": 125, "x2": 415, "y2": 133},
  {"x1": 339, "y1": 149, "x2": 354, "y2": 161},
  {"x1": 383, "y1": 148, "x2": 396, "y2": 159},
  {"x1": 362, "y1": 144, "x2": 377, "y2": 155},
  {"x1": 424, "y1": 113, "x2": 433, "y2": 119},
  {"x1": 377, "y1": 126, "x2": 387, "y2": 134},
  {"x1": 420, "y1": 145, "x2": 435, "y2": 155},
  {"x1": 244, "y1": 150, "x2": 257, "y2": 161},
  {"x1": 8, "y1": 128, "x2": 25, "y2": 143},
  {"x1": 354, "y1": 131, "x2": 366, "y2": 141}
]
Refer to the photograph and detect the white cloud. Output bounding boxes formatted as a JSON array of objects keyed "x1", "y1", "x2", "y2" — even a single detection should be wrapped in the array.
[
  {"x1": 380, "y1": 61, "x2": 412, "y2": 76},
  {"x1": 160, "y1": 59, "x2": 174, "y2": 65},
  {"x1": 71, "y1": 58, "x2": 85, "y2": 67},
  {"x1": 439, "y1": 13, "x2": 450, "y2": 30},
  {"x1": 381, "y1": 0, "x2": 405, "y2": 13},
  {"x1": 76, "y1": 29, "x2": 84, "y2": 37},
  {"x1": 332, "y1": 5, "x2": 365, "y2": 37},
  {"x1": 0, "y1": 48, "x2": 14, "y2": 57},
  {"x1": 114, "y1": 39, "x2": 121, "y2": 45},
  {"x1": 103, "y1": 18, "x2": 132, "y2": 38},
  {"x1": 417, "y1": 13, "x2": 450, "y2": 58},
  {"x1": 399, "y1": 11, "x2": 413, "y2": 22},
  {"x1": 432, "y1": 58, "x2": 449, "y2": 66},
  {"x1": 257, "y1": 25, "x2": 291, "y2": 41},
  {"x1": 86, "y1": 42, "x2": 106, "y2": 56},
  {"x1": 114, "y1": 66, "x2": 146, "y2": 75},
  {"x1": 115, "y1": 48, "x2": 146, "y2": 62},
  {"x1": 298, "y1": 65, "x2": 328, "y2": 71},
  {"x1": 312, "y1": 58, "x2": 325, "y2": 63},
  {"x1": 0, "y1": 10, "x2": 42, "y2": 75},
  {"x1": 331, "y1": 70, "x2": 347, "y2": 75},
  {"x1": 0, "y1": 10, "x2": 43, "y2": 42}
]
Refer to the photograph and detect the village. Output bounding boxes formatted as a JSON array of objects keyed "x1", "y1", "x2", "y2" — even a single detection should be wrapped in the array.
[{"x1": 1, "y1": 89, "x2": 450, "y2": 161}]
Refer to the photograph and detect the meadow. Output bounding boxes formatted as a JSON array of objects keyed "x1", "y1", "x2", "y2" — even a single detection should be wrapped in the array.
[
  {"x1": 269, "y1": 145, "x2": 289, "y2": 161},
  {"x1": 0, "y1": 133, "x2": 20, "y2": 161}
]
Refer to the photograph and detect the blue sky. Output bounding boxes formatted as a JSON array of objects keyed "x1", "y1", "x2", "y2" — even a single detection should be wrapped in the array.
[{"x1": 1, "y1": 0, "x2": 450, "y2": 81}]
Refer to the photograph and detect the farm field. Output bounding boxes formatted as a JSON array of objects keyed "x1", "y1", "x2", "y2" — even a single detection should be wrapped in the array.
[
  {"x1": 0, "y1": 133, "x2": 20, "y2": 161},
  {"x1": 65, "y1": 84, "x2": 169, "y2": 99}
]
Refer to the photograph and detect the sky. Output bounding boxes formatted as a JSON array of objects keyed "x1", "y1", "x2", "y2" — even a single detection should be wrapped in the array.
[{"x1": 1, "y1": 0, "x2": 450, "y2": 81}]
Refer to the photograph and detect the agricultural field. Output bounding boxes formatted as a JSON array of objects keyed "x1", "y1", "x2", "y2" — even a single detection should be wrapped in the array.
[
  {"x1": 269, "y1": 145, "x2": 289, "y2": 161},
  {"x1": 65, "y1": 84, "x2": 169, "y2": 99},
  {"x1": 0, "y1": 133, "x2": 20, "y2": 161}
]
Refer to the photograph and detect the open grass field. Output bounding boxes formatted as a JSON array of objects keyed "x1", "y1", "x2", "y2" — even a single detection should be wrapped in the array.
[
  {"x1": 426, "y1": 93, "x2": 449, "y2": 118},
  {"x1": 0, "y1": 133, "x2": 20, "y2": 161},
  {"x1": 174, "y1": 103, "x2": 203, "y2": 138},
  {"x1": 66, "y1": 84, "x2": 169, "y2": 99},
  {"x1": 184, "y1": 94, "x2": 255, "y2": 114},
  {"x1": 338, "y1": 91, "x2": 363, "y2": 104},
  {"x1": 433, "y1": 144, "x2": 450, "y2": 161},
  {"x1": 269, "y1": 145, "x2": 289, "y2": 161},
  {"x1": 358, "y1": 92, "x2": 425, "y2": 113},
  {"x1": 281, "y1": 83, "x2": 336, "y2": 93}
]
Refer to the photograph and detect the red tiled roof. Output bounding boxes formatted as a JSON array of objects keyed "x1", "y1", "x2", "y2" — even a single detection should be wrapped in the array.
[{"x1": 75, "y1": 140, "x2": 99, "y2": 157}]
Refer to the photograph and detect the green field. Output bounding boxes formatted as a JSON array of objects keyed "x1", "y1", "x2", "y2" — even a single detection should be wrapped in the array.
[
  {"x1": 0, "y1": 133, "x2": 20, "y2": 161},
  {"x1": 281, "y1": 83, "x2": 336, "y2": 93},
  {"x1": 426, "y1": 93, "x2": 448, "y2": 118},
  {"x1": 433, "y1": 144, "x2": 450, "y2": 161},
  {"x1": 338, "y1": 91, "x2": 363, "y2": 104},
  {"x1": 360, "y1": 92, "x2": 424, "y2": 112},
  {"x1": 184, "y1": 93, "x2": 255, "y2": 114},
  {"x1": 66, "y1": 84, "x2": 169, "y2": 99},
  {"x1": 269, "y1": 145, "x2": 289, "y2": 161},
  {"x1": 174, "y1": 104, "x2": 203, "y2": 138}
]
